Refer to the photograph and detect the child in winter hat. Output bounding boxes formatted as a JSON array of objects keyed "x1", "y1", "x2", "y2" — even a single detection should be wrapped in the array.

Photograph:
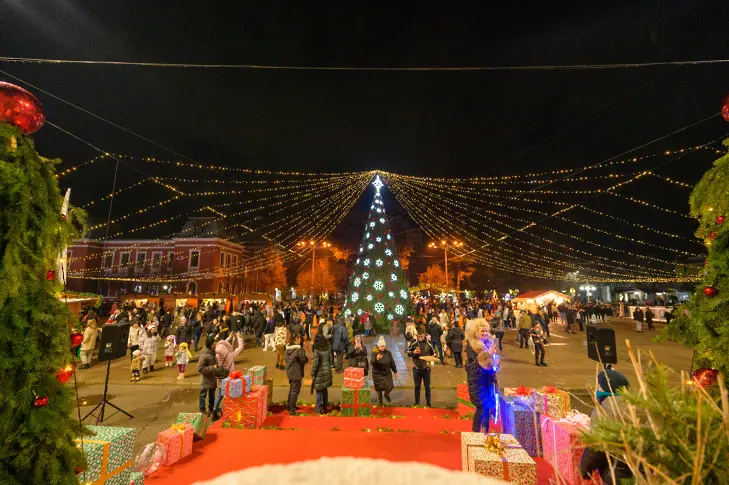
[
  {"x1": 130, "y1": 349, "x2": 144, "y2": 382},
  {"x1": 164, "y1": 335, "x2": 177, "y2": 367},
  {"x1": 176, "y1": 342, "x2": 192, "y2": 380}
]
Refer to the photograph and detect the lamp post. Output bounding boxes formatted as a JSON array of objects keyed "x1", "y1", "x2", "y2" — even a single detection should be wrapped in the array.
[
  {"x1": 428, "y1": 240, "x2": 463, "y2": 293},
  {"x1": 579, "y1": 284, "x2": 597, "y2": 303},
  {"x1": 298, "y1": 241, "x2": 330, "y2": 299}
]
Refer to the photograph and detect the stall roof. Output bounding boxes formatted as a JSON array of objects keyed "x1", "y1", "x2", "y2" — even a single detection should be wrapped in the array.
[{"x1": 512, "y1": 290, "x2": 571, "y2": 301}]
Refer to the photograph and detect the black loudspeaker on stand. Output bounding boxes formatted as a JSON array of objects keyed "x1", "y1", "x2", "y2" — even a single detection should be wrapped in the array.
[
  {"x1": 82, "y1": 321, "x2": 134, "y2": 424},
  {"x1": 586, "y1": 325, "x2": 618, "y2": 365}
]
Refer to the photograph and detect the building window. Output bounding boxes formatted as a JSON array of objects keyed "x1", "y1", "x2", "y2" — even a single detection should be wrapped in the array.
[
  {"x1": 187, "y1": 281, "x2": 197, "y2": 294},
  {"x1": 167, "y1": 252, "x2": 174, "y2": 269},
  {"x1": 151, "y1": 252, "x2": 162, "y2": 270},
  {"x1": 220, "y1": 252, "x2": 226, "y2": 267},
  {"x1": 226, "y1": 253, "x2": 232, "y2": 268},
  {"x1": 135, "y1": 252, "x2": 146, "y2": 272},
  {"x1": 218, "y1": 282, "x2": 224, "y2": 293},
  {"x1": 120, "y1": 252, "x2": 131, "y2": 268},
  {"x1": 233, "y1": 255, "x2": 239, "y2": 268},
  {"x1": 189, "y1": 250, "x2": 200, "y2": 269},
  {"x1": 103, "y1": 253, "x2": 114, "y2": 269}
]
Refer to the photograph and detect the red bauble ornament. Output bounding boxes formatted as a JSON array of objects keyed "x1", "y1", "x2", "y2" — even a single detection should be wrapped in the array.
[
  {"x1": 46, "y1": 269, "x2": 55, "y2": 281},
  {"x1": 710, "y1": 231, "x2": 717, "y2": 240},
  {"x1": 33, "y1": 395, "x2": 49, "y2": 408},
  {"x1": 75, "y1": 466, "x2": 84, "y2": 475},
  {"x1": 0, "y1": 82, "x2": 45, "y2": 133},
  {"x1": 56, "y1": 364, "x2": 74, "y2": 384},
  {"x1": 704, "y1": 286, "x2": 719, "y2": 297},
  {"x1": 70, "y1": 330, "x2": 84, "y2": 347},
  {"x1": 717, "y1": 215, "x2": 727, "y2": 225},
  {"x1": 723, "y1": 95, "x2": 729, "y2": 122},
  {"x1": 691, "y1": 367, "x2": 719, "y2": 388}
]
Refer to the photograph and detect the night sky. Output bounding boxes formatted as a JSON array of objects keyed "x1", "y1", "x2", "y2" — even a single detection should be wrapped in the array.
[{"x1": 2, "y1": 1, "x2": 729, "y2": 284}]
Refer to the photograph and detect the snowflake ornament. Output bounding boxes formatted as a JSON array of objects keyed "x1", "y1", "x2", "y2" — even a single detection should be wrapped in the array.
[
  {"x1": 385, "y1": 249, "x2": 392, "y2": 256},
  {"x1": 351, "y1": 292, "x2": 359, "y2": 302},
  {"x1": 362, "y1": 272, "x2": 369, "y2": 279},
  {"x1": 370, "y1": 222, "x2": 376, "y2": 228},
  {"x1": 374, "y1": 303, "x2": 385, "y2": 313},
  {"x1": 387, "y1": 314, "x2": 394, "y2": 320},
  {"x1": 373, "y1": 280, "x2": 384, "y2": 290},
  {"x1": 390, "y1": 273, "x2": 398, "y2": 282},
  {"x1": 354, "y1": 277, "x2": 361, "y2": 287},
  {"x1": 363, "y1": 259, "x2": 370, "y2": 266},
  {"x1": 375, "y1": 259, "x2": 383, "y2": 267},
  {"x1": 400, "y1": 290, "x2": 408, "y2": 299},
  {"x1": 376, "y1": 237, "x2": 382, "y2": 242},
  {"x1": 366, "y1": 294, "x2": 373, "y2": 301},
  {"x1": 368, "y1": 243, "x2": 374, "y2": 249},
  {"x1": 395, "y1": 304, "x2": 404, "y2": 315},
  {"x1": 393, "y1": 260, "x2": 400, "y2": 267},
  {"x1": 379, "y1": 218, "x2": 385, "y2": 224}
]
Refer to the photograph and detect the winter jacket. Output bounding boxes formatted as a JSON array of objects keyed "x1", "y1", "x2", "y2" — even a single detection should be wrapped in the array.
[
  {"x1": 175, "y1": 324, "x2": 193, "y2": 345},
  {"x1": 252, "y1": 311, "x2": 267, "y2": 336},
  {"x1": 196, "y1": 347, "x2": 217, "y2": 390},
  {"x1": 518, "y1": 314, "x2": 532, "y2": 330},
  {"x1": 176, "y1": 350, "x2": 190, "y2": 365},
  {"x1": 426, "y1": 321, "x2": 442, "y2": 342},
  {"x1": 446, "y1": 326, "x2": 465, "y2": 353},
  {"x1": 274, "y1": 326, "x2": 288, "y2": 347},
  {"x1": 311, "y1": 348, "x2": 333, "y2": 391},
  {"x1": 348, "y1": 346, "x2": 369, "y2": 376},
  {"x1": 285, "y1": 344, "x2": 309, "y2": 381},
  {"x1": 321, "y1": 323, "x2": 332, "y2": 339},
  {"x1": 130, "y1": 354, "x2": 145, "y2": 371},
  {"x1": 81, "y1": 324, "x2": 98, "y2": 351},
  {"x1": 331, "y1": 323, "x2": 349, "y2": 352},
  {"x1": 406, "y1": 339, "x2": 435, "y2": 370},
  {"x1": 465, "y1": 340, "x2": 497, "y2": 410},
  {"x1": 127, "y1": 325, "x2": 143, "y2": 347},
  {"x1": 140, "y1": 333, "x2": 160, "y2": 356},
  {"x1": 371, "y1": 348, "x2": 397, "y2": 392},
  {"x1": 579, "y1": 395, "x2": 634, "y2": 485},
  {"x1": 264, "y1": 319, "x2": 276, "y2": 335},
  {"x1": 346, "y1": 322, "x2": 353, "y2": 341},
  {"x1": 215, "y1": 335, "x2": 245, "y2": 373},
  {"x1": 164, "y1": 340, "x2": 176, "y2": 357}
]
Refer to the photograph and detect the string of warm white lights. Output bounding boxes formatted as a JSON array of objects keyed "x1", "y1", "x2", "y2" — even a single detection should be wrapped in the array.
[{"x1": 388, "y1": 174, "x2": 680, "y2": 280}]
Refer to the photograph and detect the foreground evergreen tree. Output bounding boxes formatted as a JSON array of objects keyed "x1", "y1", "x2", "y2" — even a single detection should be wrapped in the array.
[
  {"x1": 0, "y1": 123, "x2": 86, "y2": 484},
  {"x1": 342, "y1": 176, "x2": 410, "y2": 332},
  {"x1": 659, "y1": 140, "x2": 729, "y2": 376}
]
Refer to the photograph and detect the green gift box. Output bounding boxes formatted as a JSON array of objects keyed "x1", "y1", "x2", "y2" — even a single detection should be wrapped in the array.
[
  {"x1": 247, "y1": 365, "x2": 267, "y2": 386},
  {"x1": 76, "y1": 425, "x2": 135, "y2": 485},
  {"x1": 175, "y1": 412, "x2": 210, "y2": 440},
  {"x1": 341, "y1": 383, "x2": 371, "y2": 417},
  {"x1": 130, "y1": 471, "x2": 144, "y2": 485}
]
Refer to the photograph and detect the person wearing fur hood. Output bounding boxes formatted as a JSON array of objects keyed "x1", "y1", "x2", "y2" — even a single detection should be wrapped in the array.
[
  {"x1": 464, "y1": 318, "x2": 500, "y2": 433},
  {"x1": 212, "y1": 331, "x2": 244, "y2": 417}
]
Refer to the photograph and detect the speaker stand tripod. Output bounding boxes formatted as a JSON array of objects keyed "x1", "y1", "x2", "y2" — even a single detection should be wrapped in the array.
[{"x1": 81, "y1": 359, "x2": 133, "y2": 424}]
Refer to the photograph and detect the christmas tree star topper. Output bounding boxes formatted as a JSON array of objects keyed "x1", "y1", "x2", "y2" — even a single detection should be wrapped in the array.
[{"x1": 372, "y1": 175, "x2": 383, "y2": 194}]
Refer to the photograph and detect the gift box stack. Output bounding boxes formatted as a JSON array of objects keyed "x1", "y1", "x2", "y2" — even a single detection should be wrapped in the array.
[
  {"x1": 457, "y1": 383, "x2": 475, "y2": 418},
  {"x1": 343, "y1": 367, "x2": 365, "y2": 389},
  {"x1": 499, "y1": 395, "x2": 542, "y2": 457},
  {"x1": 175, "y1": 412, "x2": 210, "y2": 440},
  {"x1": 503, "y1": 386, "x2": 535, "y2": 407},
  {"x1": 341, "y1": 383, "x2": 371, "y2": 417},
  {"x1": 541, "y1": 410, "x2": 597, "y2": 485},
  {"x1": 222, "y1": 371, "x2": 251, "y2": 398},
  {"x1": 75, "y1": 425, "x2": 135, "y2": 485},
  {"x1": 461, "y1": 432, "x2": 537, "y2": 484},
  {"x1": 247, "y1": 365, "x2": 267, "y2": 386},
  {"x1": 157, "y1": 423, "x2": 194, "y2": 466}
]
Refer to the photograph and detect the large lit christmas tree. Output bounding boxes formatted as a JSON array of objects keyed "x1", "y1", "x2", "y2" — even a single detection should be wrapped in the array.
[
  {"x1": 0, "y1": 83, "x2": 86, "y2": 483},
  {"x1": 659, "y1": 139, "x2": 729, "y2": 377},
  {"x1": 342, "y1": 176, "x2": 410, "y2": 332}
]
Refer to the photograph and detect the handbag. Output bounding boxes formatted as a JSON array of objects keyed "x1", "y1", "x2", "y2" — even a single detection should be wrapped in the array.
[{"x1": 213, "y1": 366, "x2": 228, "y2": 378}]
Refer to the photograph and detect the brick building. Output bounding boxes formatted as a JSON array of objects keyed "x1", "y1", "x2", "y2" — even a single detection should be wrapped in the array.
[{"x1": 66, "y1": 217, "x2": 247, "y2": 297}]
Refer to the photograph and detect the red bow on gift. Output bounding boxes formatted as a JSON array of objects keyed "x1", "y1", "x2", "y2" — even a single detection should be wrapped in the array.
[
  {"x1": 229, "y1": 370, "x2": 243, "y2": 379},
  {"x1": 514, "y1": 386, "x2": 532, "y2": 396},
  {"x1": 543, "y1": 386, "x2": 558, "y2": 393}
]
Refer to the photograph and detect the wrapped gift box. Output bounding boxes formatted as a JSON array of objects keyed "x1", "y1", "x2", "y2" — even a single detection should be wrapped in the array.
[
  {"x1": 461, "y1": 432, "x2": 537, "y2": 485},
  {"x1": 76, "y1": 425, "x2": 135, "y2": 485},
  {"x1": 341, "y1": 384, "x2": 371, "y2": 417},
  {"x1": 533, "y1": 386, "x2": 571, "y2": 418},
  {"x1": 247, "y1": 365, "x2": 267, "y2": 386},
  {"x1": 253, "y1": 384, "x2": 269, "y2": 416},
  {"x1": 503, "y1": 386, "x2": 536, "y2": 407},
  {"x1": 541, "y1": 412, "x2": 597, "y2": 485},
  {"x1": 344, "y1": 376, "x2": 365, "y2": 389},
  {"x1": 344, "y1": 367, "x2": 364, "y2": 379},
  {"x1": 129, "y1": 471, "x2": 144, "y2": 485},
  {"x1": 499, "y1": 396, "x2": 542, "y2": 457},
  {"x1": 175, "y1": 412, "x2": 210, "y2": 440},
  {"x1": 457, "y1": 383, "x2": 475, "y2": 418},
  {"x1": 157, "y1": 424, "x2": 194, "y2": 466},
  {"x1": 221, "y1": 372, "x2": 250, "y2": 398},
  {"x1": 223, "y1": 388, "x2": 266, "y2": 428}
]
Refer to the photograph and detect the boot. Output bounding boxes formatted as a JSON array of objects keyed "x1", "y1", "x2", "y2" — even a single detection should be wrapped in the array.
[
  {"x1": 377, "y1": 391, "x2": 383, "y2": 406},
  {"x1": 384, "y1": 390, "x2": 392, "y2": 404},
  {"x1": 150, "y1": 365, "x2": 155, "y2": 372},
  {"x1": 143, "y1": 367, "x2": 148, "y2": 375}
]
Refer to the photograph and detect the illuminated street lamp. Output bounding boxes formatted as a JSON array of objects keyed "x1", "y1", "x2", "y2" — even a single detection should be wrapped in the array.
[
  {"x1": 298, "y1": 241, "x2": 331, "y2": 297},
  {"x1": 427, "y1": 240, "x2": 463, "y2": 292},
  {"x1": 579, "y1": 284, "x2": 597, "y2": 302}
]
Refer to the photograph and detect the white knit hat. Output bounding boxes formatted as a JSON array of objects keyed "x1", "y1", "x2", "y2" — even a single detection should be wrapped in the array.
[{"x1": 377, "y1": 336, "x2": 386, "y2": 348}]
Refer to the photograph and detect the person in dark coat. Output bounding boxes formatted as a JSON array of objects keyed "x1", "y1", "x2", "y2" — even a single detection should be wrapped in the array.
[
  {"x1": 633, "y1": 307, "x2": 644, "y2": 332},
  {"x1": 190, "y1": 311, "x2": 202, "y2": 351},
  {"x1": 175, "y1": 316, "x2": 193, "y2": 346},
  {"x1": 196, "y1": 336, "x2": 218, "y2": 415},
  {"x1": 284, "y1": 332, "x2": 309, "y2": 416},
  {"x1": 645, "y1": 307, "x2": 654, "y2": 330},
  {"x1": 311, "y1": 333, "x2": 333, "y2": 414},
  {"x1": 371, "y1": 336, "x2": 398, "y2": 405},
  {"x1": 406, "y1": 330, "x2": 436, "y2": 407},
  {"x1": 331, "y1": 315, "x2": 349, "y2": 373},
  {"x1": 579, "y1": 367, "x2": 634, "y2": 485},
  {"x1": 465, "y1": 319, "x2": 499, "y2": 433},
  {"x1": 446, "y1": 322, "x2": 465, "y2": 368},
  {"x1": 347, "y1": 335, "x2": 369, "y2": 376},
  {"x1": 252, "y1": 310, "x2": 266, "y2": 346},
  {"x1": 426, "y1": 318, "x2": 444, "y2": 364}
]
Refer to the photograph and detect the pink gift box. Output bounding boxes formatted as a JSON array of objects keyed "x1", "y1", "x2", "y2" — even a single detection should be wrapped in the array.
[
  {"x1": 343, "y1": 376, "x2": 365, "y2": 389},
  {"x1": 344, "y1": 367, "x2": 364, "y2": 379},
  {"x1": 157, "y1": 423, "x2": 193, "y2": 466},
  {"x1": 540, "y1": 413, "x2": 598, "y2": 485}
]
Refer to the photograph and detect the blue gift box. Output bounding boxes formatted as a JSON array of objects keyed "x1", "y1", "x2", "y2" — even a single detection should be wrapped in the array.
[{"x1": 499, "y1": 396, "x2": 543, "y2": 457}]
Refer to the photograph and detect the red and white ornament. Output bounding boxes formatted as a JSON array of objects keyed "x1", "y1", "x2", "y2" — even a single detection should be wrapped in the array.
[
  {"x1": 56, "y1": 363, "x2": 74, "y2": 384},
  {"x1": 33, "y1": 395, "x2": 49, "y2": 408},
  {"x1": 691, "y1": 367, "x2": 719, "y2": 388},
  {"x1": 704, "y1": 286, "x2": 719, "y2": 297}
]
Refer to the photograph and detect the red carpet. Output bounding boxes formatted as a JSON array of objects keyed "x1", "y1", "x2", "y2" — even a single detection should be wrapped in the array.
[{"x1": 146, "y1": 407, "x2": 555, "y2": 485}]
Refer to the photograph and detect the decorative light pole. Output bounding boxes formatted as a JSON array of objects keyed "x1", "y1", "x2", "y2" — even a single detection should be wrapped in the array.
[
  {"x1": 298, "y1": 240, "x2": 330, "y2": 298},
  {"x1": 579, "y1": 284, "x2": 597, "y2": 303},
  {"x1": 428, "y1": 240, "x2": 463, "y2": 292}
]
